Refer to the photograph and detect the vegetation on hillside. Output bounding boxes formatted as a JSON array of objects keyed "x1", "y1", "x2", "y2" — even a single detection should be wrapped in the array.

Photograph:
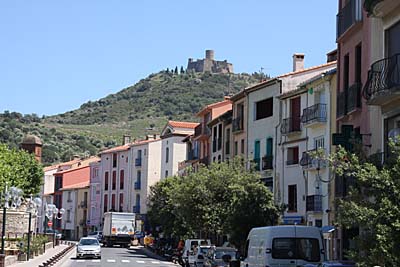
[{"x1": 0, "y1": 70, "x2": 264, "y2": 166}]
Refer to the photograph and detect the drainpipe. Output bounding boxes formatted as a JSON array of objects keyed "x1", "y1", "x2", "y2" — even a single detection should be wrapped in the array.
[
  {"x1": 304, "y1": 89, "x2": 309, "y2": 225},
  {"x1": 274, "y1": 80, "x2": 283, "y2": 205}
]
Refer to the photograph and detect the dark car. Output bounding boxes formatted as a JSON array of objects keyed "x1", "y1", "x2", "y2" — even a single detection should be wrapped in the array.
[{"x1": 204, "y1": 247, "x2": 238, "y2": 267}]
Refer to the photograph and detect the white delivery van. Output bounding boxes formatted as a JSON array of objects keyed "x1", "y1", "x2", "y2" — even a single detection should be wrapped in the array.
[
  {"x1": 241, "y1": 226, "x2": 324, "y2": 267},
  {"x1": 182, "y1": 239, "x2": 211, "y2": 267},
  {"x1": 102, "y1": 212, "x2": 135, "y2": 247}
]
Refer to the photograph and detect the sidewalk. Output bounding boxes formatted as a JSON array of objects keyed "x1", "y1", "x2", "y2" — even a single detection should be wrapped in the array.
[{"x1": 11, "y1": 244, "x2": 69, "y2": 267}]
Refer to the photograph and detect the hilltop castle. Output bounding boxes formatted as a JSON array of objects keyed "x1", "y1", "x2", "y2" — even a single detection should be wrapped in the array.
[{"x1": 187, "y1": 50, "x2": 234, "y2": 74}]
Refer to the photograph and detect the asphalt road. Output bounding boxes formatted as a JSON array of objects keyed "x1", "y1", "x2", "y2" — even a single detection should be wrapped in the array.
[{"x1": 60, "y1": 245, "x2": 178, "y2": 267}]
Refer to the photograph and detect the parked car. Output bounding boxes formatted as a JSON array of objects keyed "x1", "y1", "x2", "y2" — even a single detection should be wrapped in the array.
[
  {"x1": 44, "y1": 229, "x2": 63, "y2": 239},
  {"x1": 193, "y1": 245, "x2": 212, "y2": 267},
  {"x1": 182, "y1": 239, "x2": 211, "y2": 267},
  {"x1": 76, "y1": 237, "x2": 101, "y2": 259},
  {"x1": 204, "y1": 247, "x2": 238, "y2": 267},
  {"x1": 87, "y1": 231, "x2": 103, "y2": 242}
]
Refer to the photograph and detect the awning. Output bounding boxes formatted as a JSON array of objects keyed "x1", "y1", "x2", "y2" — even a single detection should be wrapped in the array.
[
  {"x1": 322, "y1": 225, "x2": 335, "y2": 233},
  {"x1": 283, "y1": 216, "x2": 303, "y2": 225}
]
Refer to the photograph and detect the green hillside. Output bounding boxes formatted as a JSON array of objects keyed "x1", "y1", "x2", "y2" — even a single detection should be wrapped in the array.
[{"x1": 0, "y1": 70, "x2": 263, "y2": 166}]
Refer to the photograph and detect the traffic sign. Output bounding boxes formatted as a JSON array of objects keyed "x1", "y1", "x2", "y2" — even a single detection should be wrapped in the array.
[{"x1": 47, "y1": 221, "x2": 53, "y2": 227}]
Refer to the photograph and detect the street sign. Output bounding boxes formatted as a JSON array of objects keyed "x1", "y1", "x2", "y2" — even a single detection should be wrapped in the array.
[{"x1": 47, "y1": 221, "x2": 53, "y2": 227}]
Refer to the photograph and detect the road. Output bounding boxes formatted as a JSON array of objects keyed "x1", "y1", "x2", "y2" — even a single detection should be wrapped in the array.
[{"x1": 61, "y1": 246, "x2": 178, "y2": 267}]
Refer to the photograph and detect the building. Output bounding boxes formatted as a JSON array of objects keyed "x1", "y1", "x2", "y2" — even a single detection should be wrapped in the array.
[
  {"x1": 20, "y1": 134, "x2": 42, "y2": 162},
  {"x1": 187, "y1": 50, "x2": 233, "y2": 74},
  {"x1": 88, "y1": 160, "x2": 101, "y2": 231},
  {"x1": 208, "y1": 110, "x2": 232, "y2": 164}
]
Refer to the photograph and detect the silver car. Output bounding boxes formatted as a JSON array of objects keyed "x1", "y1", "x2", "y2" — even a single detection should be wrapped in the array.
[{"x1": 76, "y1": 237, "x2": 101, "y2": 259}]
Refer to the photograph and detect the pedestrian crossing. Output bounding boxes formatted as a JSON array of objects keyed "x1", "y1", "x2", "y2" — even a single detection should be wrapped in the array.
[{"x1": 75, "y1": 258, "x2": 177, "y2": 264}]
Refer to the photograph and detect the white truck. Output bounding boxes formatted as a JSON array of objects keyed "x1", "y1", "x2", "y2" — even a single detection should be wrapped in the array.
[{"x1": 102, "y1": 212, "x2": 135, "y2": 247}]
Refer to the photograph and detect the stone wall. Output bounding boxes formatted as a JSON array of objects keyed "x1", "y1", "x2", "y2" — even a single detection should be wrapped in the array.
[
  {"x1": 0, "y1": 210, "x2": 37, "y2": 237},
  {"x1": 187, "y1": 58, "x2": 233, "y2": 73}
]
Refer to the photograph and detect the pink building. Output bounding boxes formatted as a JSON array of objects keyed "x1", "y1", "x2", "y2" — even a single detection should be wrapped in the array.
[{"x1": 88, "y1": 160, "x2": 101, "y2": 231}]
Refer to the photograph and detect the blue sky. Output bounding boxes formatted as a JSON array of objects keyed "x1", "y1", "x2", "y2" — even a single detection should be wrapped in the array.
[{"x1": 0, "y1": 1, "x2": 338, "y2": 116}]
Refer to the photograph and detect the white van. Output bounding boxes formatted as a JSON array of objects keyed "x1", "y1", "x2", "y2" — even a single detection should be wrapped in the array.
[
  {"x1": 182, "y1": 239, "x2": 211, "y2": 267},
  {"x1": 241, "y1": 226, "x2": 324, "y2": 267}
]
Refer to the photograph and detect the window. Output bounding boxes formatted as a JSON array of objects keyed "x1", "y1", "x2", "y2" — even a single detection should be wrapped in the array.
[
  {"x1": 120, "y1": 170, "x2": 124, "y2": 190},
  {"x1": 288, "y1": 185, "x2": 297, "y2": 212},
  {"x1": 66, "y1": 210, "x2": 71, "y2": 222},
  {"x1": 272, "y1": 238, "x2": 320, "y2": 262},
  {"x1": 104, "y1": 172, "x2": 109, "y2": 191},
  {"x1": 137, "y1": 170, "x2": 141, "y2": 180},
  {"x1": 67, "y1": 192, "x2": 72, "y2": 202},
  {"x1": 218, "y1": 155, "x2": 221, "y2": 162},
  {"x1": 315, "y1": 219, "x2": 322, "y2": 228},
  {"x1": 344, "y1": 53, "x2": 349, "y2": 90},
  {"x1": 166, "y1": 147, "x2": 169, "y2": 163},
  {"x1": 255, "y1": 98, "x2": 273, "y2": 120},
  {"x1": 119, "y1": 193, "x2": 124, "y2": 212},
  {"x1": 234, "y1": 141, "x2": 238, "y2": 155},
  {"x1": 287, "y1": 147, "x2": 299, "y2": 165},
  {"x1": 241, "y1": 139, "x2": 245, "y2": 154},
  {"x1": 137, "y1": 149, "x2": 142, "y2": 159},
  {"x1": 165, "y1": 170, "x2": 169, "y2": 178},
  {"x1": 266, "y1": 138, "x2": 273, "y2": 156},
  {"x1": 112, "y1": 171, "x2": 116, "y2": 190},
  {"x1": 112, "y1": 153, "x2": 117, "y2": 168},
  {"x1": 225, "y1": 128, "x2": 231, "y2": 155},
  {"x1": 103, "y1": 194, "x2": 108, "y2": 212},
  {"x1": 314, "y1": 137, "x2": 325, "y2": 149},
  {"x1": 111, "y1": 194, "x2": 116, "y2": 211},
  {"x1": 355, "y1": 43, "x2": 362, "y2": 83},
  {"x1": 55, "y1": 176, "x2": 63, "y2": 191},
  {"x1": 218, "y1": 124, "x2": 222, "y2": 150},
  {"x1": 84, "y1": 192, "x2": 88, "y2": 203}
]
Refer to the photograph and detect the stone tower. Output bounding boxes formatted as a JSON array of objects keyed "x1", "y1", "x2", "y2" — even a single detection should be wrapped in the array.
[{"x1": 20, "y1": 135, "x2": 43, "y2": 162}]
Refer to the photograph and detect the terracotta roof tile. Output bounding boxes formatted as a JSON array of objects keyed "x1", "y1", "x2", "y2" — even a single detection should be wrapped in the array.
[
  {"x1": 61, "y1": 181, "x2": 90, "y2": 190},
  {"x1": 168, "y1": 121, "x2": 199, "y2": 129},
  {"x1": 130, "y1": 138, "x2": 161, "y2": 147},
  {"x1": 278, "y1": 61, "x2": 336, "y2": 78},
  {"x1": 100, "y1": 144, "x2": 131, "y2": 154},
  {"x1": 196, "y1": 99, "x2": 232, "y2": 116}
]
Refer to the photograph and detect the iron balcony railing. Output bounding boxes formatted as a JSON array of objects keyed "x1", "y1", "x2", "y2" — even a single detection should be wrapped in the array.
[
  {"x1": 281, "y1": 117, "x2": 301, "y2": 135},
  {"x1": 194, "y1": 124, "x2": 211, "y2": 137},
  {"x1": 363, "y1": 53, "x2": 400, "y2": 101},
  {"x1": 337, "y1": 91, "x2": 346, "y2": 117},
  {"x1": 300, "y1": 149, "x2": 327, "y2": 169},
  {"x1": 347, "y1": 82, "x2": 362, "y2": 112},
  {"x1": 337, "y1": 0, "x2": 363, "y2": 39},
  {"x1": 200, "y1": 156, "x2": 209, "y2": 166},
  {"x1": 135, "y1": 158, "x2": 142, "y2": 167},
  {"x1": 306, "y1": 195, "x2": 323, "y2": 212},
  {"x1": 134, "y1": 181, "x2": 141, "y2": 190},
  {"x1": 262, "y1": 156, "x2": 273, "y2": 170},
  {"x1": 301, "y1": 103, "x2": 327, "y2": 125},
  {"x1": 232, "y1": 117, "x2": 244, "y2": 133},
  {"x1": 80, "y1": 201, "x2": 87, "y2": 208}
]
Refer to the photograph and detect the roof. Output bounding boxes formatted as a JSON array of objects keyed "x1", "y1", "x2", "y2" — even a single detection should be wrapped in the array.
[
  {"x1": 44, "y1": 165, "x2": 59, "y2": 172},
  {"x1": 196, "y1": 99, "x2": 232, "y2": 116},
  {"x1": 99, "y1": 144, "x2": 131, "y2": 154},
  {"x1": 208, "y1": 110, "x2": 233, "y2": 126},
  {"x1": 277, "y1": 61, "x2": 336, "y2": 78},
  {"x1": 54, "y1": 165, "x2": 89, "y2": 175},
  {"x1": 168, "y1": 121, "x2": 199, "y2": 129},
  {"x1": 130, "y1": 138, "x2": 161, "y2": 147},
  {"x1": 21, "y1": 135, "x2": 42, "y2": 145},
  {"x1": 60, "y1": 181, "x2": 90, "y2": 190}
]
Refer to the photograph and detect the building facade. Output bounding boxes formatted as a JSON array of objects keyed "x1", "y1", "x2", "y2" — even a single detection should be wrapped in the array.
[{"x1": 88, "y1": 161, "x2": 101, "y2": 231}]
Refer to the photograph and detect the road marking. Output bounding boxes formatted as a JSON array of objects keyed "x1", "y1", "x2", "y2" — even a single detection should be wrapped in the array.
[
  {"x1": 77, "y1": 259, "x2": 85, "y2": 262},
  {"x1": 107, "y1": 259, "x2": 116, "y2": 262},
  {"x1": 152, "y1": 261, "x2": 161, "y2": 264},
  {"x1": 163, "y1": 262, "x2": 176, "y2": 265},
  {"x1": 122, "y1": 259, "x2": 130, "y2": 263},
  {"x1": 92, "y1": 259, "x2": 101, "y2": 262},
  {"x1": 137, "y1": 260, "x2": 145, "y2": 263}
]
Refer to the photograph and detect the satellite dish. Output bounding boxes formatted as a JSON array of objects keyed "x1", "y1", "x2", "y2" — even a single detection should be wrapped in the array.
[{"x1": 388, "y1": 128, "x2": 400, "y2": 140}]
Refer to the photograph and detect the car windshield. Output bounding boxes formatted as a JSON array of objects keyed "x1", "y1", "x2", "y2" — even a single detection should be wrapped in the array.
[
  {"x1": 79, "y1": 239, "x2": 99, "y2": 246},
  {"x1": 215, "y1": 250, "x2": 236, "y2": 259},
  {"x1": 200, "y1": 247, "x2": 210, "y2": 254},
  {"x1": 272, "y1": 238, "x2": 320, "y2": 262},
  {"x1": 88, "y1": 232, "x2": 98, "y2": 235}
]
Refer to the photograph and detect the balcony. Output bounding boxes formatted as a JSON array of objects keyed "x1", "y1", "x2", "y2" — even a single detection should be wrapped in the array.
[
  {"x1": 134, "y1": 182, "x2": 141, "y2": 190},
  {"x1": 300, "y1": 149, "x2": 327, "y2": 170},
  {"x1": 301, "y1": 103, "x2": 327, "y2": 126},
  {"x1": 337, "y1": 91, "x2": 346, "y2": 118},
  {"x1": 79, "y1": 219, "x2": 86, "y2": 226},
  {"x1": 363, "y1": 54, "x2": 400, "y2": 106},
  {"x1": 262, "y1": 156, "x2": 273, "y2": 170},
  {"x1": 194, "y1": 124, "x2": 211, "y2": 139},
  {"x1": 306, "y1": 195, "x2": 323, "y2": 212},
  {"x1": 337, "y1": 0, "x2": 363, "y2": 39},
  {"x1": 80, "y1": 201, "x2": 87, "y2": 209},
  {"x1": 188, "y1": 150, "x2": 199, "y2": 161},
  {"x1": 199, "y1": 156, "x2": 209, "y2": 166},
  {"x1": 135, "y1": 158, "x2": 142, "y2": 167},
  {"x1": 232, "y1": 117, "x2": 244, "y2": 133},
  {"x1": 347, "y1": 82, "x2": 362, "y2": 112},
  {"x1": 281, "y1": 117, "x2": 301, "y2": 135},
  {"x1": 133, "y1": 205, "x2": 141, "y2": 214}
]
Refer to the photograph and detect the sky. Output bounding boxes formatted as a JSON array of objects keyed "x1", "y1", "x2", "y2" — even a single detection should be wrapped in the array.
[{"x1": 0, "y1": 1, "x2": 338, "y2": 116}]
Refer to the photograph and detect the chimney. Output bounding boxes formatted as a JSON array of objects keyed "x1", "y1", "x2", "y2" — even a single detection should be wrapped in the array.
[
  {"x1": 326, "y1": 49, "x2": 338, "y2": 63},
  {"x1": 293, "y1": 53, "x2": 305, "y2": 72},
  {"x1": 122, "y1": 135, "x2": 131, "y2": 145}
]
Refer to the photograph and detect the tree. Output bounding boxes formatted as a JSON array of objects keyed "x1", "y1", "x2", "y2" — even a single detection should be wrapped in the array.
[
  {"x1": 180, "y1": 66, "x2": 185, "y2": 74},
  {"x1": 0, "y1": 144, "x2": 43, "y2": 195},
  {"x1": 147, "y1": 158, "x2": 282, "y2": 247},
  {"x1": 174, "y1": 66, "x2": 178, "y2": 74},
  {"x1": 331, "y1": 145, "x2": 400, "y2": 266}
]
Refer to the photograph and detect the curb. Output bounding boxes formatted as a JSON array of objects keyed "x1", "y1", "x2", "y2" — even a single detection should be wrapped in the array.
[{"x1": 38, "y1": 244, "x2": 75, "y2": 267}]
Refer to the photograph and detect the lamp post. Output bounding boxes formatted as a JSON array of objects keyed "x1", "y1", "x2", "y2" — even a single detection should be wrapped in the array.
[
  {"x1": 0, "y1": 185, "x2": 23, "y2": 267},
  {"x1": 44, "y1": 203, "x2": 65, "y2": 248},
  {"x1": 26, "y1": 195, "x2": 42, "y2": 260}
]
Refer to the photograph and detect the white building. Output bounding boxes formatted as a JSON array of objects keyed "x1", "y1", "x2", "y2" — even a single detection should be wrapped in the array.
[
  {"x1": 88, "y1": 160, "x2": 101, "y2": 231},
  {"x1": 61, "y1": 187, "x2": 78, "y2": 240}
]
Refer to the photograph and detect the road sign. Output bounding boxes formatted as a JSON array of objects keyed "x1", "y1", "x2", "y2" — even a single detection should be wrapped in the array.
[{"x1": 47, "y1": 221, "x2": 53, "y2": 227}]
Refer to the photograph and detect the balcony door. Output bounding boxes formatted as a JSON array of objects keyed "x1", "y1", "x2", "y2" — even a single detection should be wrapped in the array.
[
  {"x1": 387, "y1": 20, "x2": 400, "y2": 57},
  {"x1": 290, "y1": 97, "x2": 301, "y2": 131}
]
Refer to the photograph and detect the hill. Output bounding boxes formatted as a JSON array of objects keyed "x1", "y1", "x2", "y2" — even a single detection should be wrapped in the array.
[{"x1": 0, "y1": 70, "x2": 263, "y2": 166}]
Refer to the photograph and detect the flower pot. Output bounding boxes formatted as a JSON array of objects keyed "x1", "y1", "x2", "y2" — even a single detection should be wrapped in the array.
[{"x1": 18, "y1": 253, "x2": 27, "y2": 261}]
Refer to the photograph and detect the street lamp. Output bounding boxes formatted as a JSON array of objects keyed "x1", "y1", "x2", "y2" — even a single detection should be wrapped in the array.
[
  {"x1": 26, "y1": 195, "x2": 42, "y2": 259},
  {"x1": 43, "y1": 202, "x2": 65, "y2": 248},
  {"x1": 1, "y1": 185, "x2": 23, "y2": 255}
]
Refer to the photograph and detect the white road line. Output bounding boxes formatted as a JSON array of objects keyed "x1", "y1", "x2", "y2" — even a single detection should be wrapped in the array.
[
  {"x1": 92, "y1": 259, "x2": 101, "y2": 262},
  {"x1": 122, "y1": 259, "x2": 130, "y2": 263},
  {"x1": 77, "y1": 259, "x2": 85, "y2": 262},
  {"x1": 137, "y1": 260, "x2": 146, "y2": 263},
  {"x1": 163, "y1": 262, "x2": 176, "y2": 265},
  {"x1": 107, "y1": 259, "x2": 116, "y2": 262},
  {"x1": 151, "y1": 261, "x2": 161, "y2": 264}
]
